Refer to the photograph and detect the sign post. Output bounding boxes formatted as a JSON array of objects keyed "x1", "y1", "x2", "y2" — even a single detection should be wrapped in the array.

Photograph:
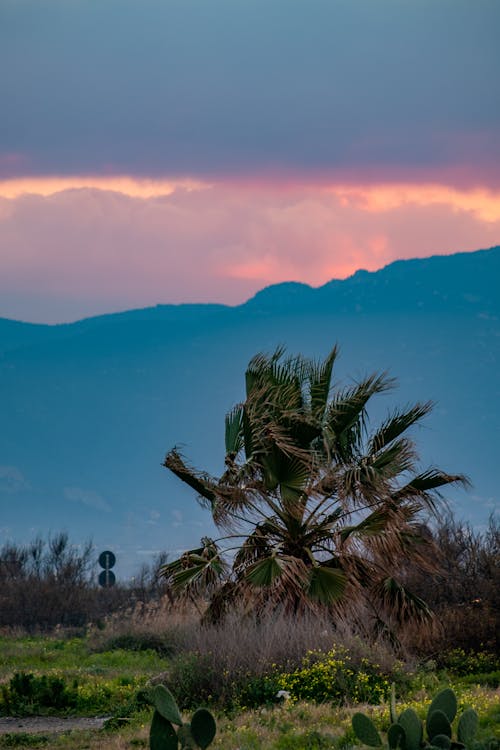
[{"x1": 98, "y1": 550, "x2": 116, "y2": 587}]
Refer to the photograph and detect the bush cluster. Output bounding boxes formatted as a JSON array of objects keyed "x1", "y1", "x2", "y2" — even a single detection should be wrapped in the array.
[
  {"x1": 402, "y1": 516, "x2": 499, "y2": 654},
  {"x1": 165, "y1": 638, "x2": 403, "y2": 711},
  {"x1": 0, "y1": 671, "x2": 144, "y2": 717},
  {"x1": 437, "y1": 649, "x2": 500, "y2": 676},
  {"x1": 0, "y1": 533, "x2": 169, "y2": 631},
  {"x1": 275, "y1": 647, "x2": 391, "y2": 705},
  {"x1": 0, "y1": 673, "x2": 77, "y2": 716}
]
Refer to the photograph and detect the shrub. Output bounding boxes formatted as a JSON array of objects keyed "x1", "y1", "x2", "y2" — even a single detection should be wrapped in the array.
[
  {"x1": 0, "y1": 672, "x2": 77, "y2": 716},
  {"x1": 276, "y1": 647, "x2": 391, "y2": 705},
  {"x1": 155, "y1": 607, "x2": 413, "y2": 710},
  {"x1": 0, "y1": 534, "x2": 170, "y2": 632},
  {"x1": 402, "y1": 516, "x2": 499, "y2": 654},
  {"x1": 166, "y1": 652, "x2": 219, "y2": 709},
  {"x1": 104, "y1": 633, "x2": 175, "y2": 658},
  {"x1": 437, "y1": 649, "x2": 500, "y2": 676}
]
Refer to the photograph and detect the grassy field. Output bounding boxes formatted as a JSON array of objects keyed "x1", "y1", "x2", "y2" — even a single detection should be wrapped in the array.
[{"x1": 0, "y1": 633, "x2": 498, "y2": 750}]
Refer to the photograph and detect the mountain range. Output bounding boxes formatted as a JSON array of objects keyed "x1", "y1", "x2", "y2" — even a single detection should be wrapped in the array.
[{"x1": 1, "y1": 246, "x2": 499, "y2": 578}]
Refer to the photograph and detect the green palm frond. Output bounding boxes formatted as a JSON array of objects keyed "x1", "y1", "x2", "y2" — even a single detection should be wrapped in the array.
[
  {"x1": 327, "y1": 372, "x2": 395, "y2": 436},
  {"x1": 337, "y1": 462, "x2": 384, "y2": 501},
  {"x1": 260, "y1": 421, "x2": 312, "y2": 464},
  {"x1": 395, "y1": 468, "x2": 468, "y2": 496},
  {"x1": 245, "y1": 552, "x2": 284, "y2": 586},
  {"x1": 308, "y1": 346, "x2": 339, "y2": 419},
  {"x1": 268, "y1": 453, "x2": 311, "y2": 503},
  {"x1": 340, "y1": 507, "x2": 392, "y2": 542},
  {"x1": 307, "y1": 564, "x2": 346, "y2": 604},
  {"x1": 225, "y1": 405, "x2": 244, "y2": 456},
  {"x1": 369, "y1": 437, "x2": 416, "y2": 478},
  {"x1": 169, "y1": 563, "x2": 208, "y2": 591},
  {"x1": 241, "y1": 404, "x2": 254, "y2": 460},
  {"x1": 369, "y1": 402, "x2": 433, "y2": 453},
  {"x1": 160, "y1": 540, "x2": 226, "y2": 594},
  {"x1": 245, "y1": 347, "x2": 291, "y2": 396}
]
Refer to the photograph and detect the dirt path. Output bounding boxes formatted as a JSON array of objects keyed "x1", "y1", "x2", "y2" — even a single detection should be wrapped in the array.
[{"x1": 0, "y1": 716, "x2": 109, "y2": 735}]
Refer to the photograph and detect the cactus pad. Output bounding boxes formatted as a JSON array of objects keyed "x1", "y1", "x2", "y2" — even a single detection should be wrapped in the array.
[
  {"x1": 352, "y1": 713, "x2": 383, "y2": 747},
  {"x1": 427, "y1": 688, "x2": 457, "y2": 724},
  {"x1": 457, "y1": 708, "x2": 478, "y2": 744},
  {"x1": 152, "y1": 685, "x2": 183, "y2": 727},
  {"x1": 388, "y1": 723, "x2": 406, "y2": 749},
  {"x1": 398, "y1": 708, "x2": 423, "y2": 750},
  {"x1": 191, "y1": 708, "x2": 216, "y2": 749},
  {"x1": 149, "y1": 710, "x2": 178, "y2": 750},
  {"x1": 427, "y1": 709, "x2": 452, "y2": 741}
]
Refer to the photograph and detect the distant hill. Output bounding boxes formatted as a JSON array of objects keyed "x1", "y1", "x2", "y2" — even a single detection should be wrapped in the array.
[{"x1": 1, "y1": 246, "x2": 499, "y2": 578}]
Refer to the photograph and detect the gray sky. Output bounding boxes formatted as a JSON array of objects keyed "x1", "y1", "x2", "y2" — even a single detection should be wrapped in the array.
[{"x1": 1, "y1": 0, "x2": 499, "y2": 183}]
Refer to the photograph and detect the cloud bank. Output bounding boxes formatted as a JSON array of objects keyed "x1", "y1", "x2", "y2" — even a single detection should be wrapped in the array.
[{"x1": 1, "y1": 180, "x2": 499, "y2": 323}]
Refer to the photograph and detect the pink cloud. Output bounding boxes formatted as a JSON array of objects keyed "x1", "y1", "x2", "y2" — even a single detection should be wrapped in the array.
[{"x1": 0, "y1": 179, "x2": 499, "y2": 323}]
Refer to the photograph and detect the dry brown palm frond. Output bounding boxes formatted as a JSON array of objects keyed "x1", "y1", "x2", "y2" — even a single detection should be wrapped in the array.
[{"x1": 163, "y1": 449, "x2": 218, "y2": 508}]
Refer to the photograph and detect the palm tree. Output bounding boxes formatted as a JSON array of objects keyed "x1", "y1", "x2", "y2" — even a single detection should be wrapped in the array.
[{"x1": 161, "y1": 346, "x2": 466, "y2": 630}]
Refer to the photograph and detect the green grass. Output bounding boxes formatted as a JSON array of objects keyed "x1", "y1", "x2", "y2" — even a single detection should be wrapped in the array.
[
  {"x1": 0, "y1": 635, "x2": 170, "y2": 717},
  {"x1": 0, "y1": 636, "x2": 169, "y2": 679},
  {"x1": 0, "y1": 634, "x2": 498, "y2": 749}
]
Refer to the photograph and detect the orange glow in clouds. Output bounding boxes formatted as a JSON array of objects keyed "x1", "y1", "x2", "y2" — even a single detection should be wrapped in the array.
[
  {"x1": 1, "y1": 173, "x2": 499, "y2": 322},
  {"x1": 0, "y1": 176, "x2": 208, "y2": 199},
  {"x1": 1, "y1": 175, "x2": 499, "y2": 223},
  {"x1": 331, "y1": 184, "x2": 500, "y2": 223}
]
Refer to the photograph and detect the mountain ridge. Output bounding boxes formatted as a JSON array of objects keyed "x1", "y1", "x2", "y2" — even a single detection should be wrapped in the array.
[{"x1": 1, "y1": 245, "x2": 498, "y2": 335}]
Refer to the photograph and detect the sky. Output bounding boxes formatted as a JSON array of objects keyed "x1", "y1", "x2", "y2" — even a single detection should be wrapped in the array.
[{"x1": 1, "y1": 0, "x2": 499, "y2": 323}]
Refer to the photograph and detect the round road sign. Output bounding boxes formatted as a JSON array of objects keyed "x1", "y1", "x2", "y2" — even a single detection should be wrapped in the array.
[
  {"x1": 98, "y1": 550, "x2": 116, "y2": 569},
  {"x1": 98, "y1": 570, "x2": 116, "y2": 587}
]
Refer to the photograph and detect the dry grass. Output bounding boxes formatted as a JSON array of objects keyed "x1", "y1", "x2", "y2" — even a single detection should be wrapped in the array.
[
  {"x1": 86, "y1": 599, "x2": 409, "y2": 712},
  {"x1": 90, "y1": 598, "x2": 404, "y2": 675}
]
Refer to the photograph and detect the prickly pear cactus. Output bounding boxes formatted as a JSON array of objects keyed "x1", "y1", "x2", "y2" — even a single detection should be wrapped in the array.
[
  {"x1": 390, "y1": 683, "x2": 398, "y2": 726},
  {"x1": 150, "y1": 710, "x2": 178, "y2": 750},
  {"x1": 352, "y1": 712, "x2": 383, "y2": 747},
  {"x1": 427, "y1": 689, "x2": 457, "y2": 725},
  {"x1": 457, "y1": 708, "x2": 479, "y2": 745},
  {"x1": 351, "y1": 685, "x2": 482, "y2": 750},
  {"x1": 431, "y1": 734, "x2": 452, "y2": 749},
  {"x1": 146, "y1": 685, "x2": 217, "y2": 750},
  {"x1": 190, "y1": 708, "x2": 217, "y2": 750},
  {"x1": 398, "y1": 708, "x2": 423, "y2": 750},
  {"x1": 427, "y1": 709, "x2": 452, "y2": 741},
  {"x1": 152, "y1": 685, "x2": 183, "y2": 726},
  {"x1": 387, "y1": 723, "x2": 406, "y2": 750}
]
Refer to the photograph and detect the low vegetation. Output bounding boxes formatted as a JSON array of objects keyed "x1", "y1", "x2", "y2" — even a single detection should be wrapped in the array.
[
  {"x1": 0, "y1": 532, "x2": 169, "y2": 631},
  {"x1": 0, "y1": 617, "x2": 499, "y2": 749}
]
